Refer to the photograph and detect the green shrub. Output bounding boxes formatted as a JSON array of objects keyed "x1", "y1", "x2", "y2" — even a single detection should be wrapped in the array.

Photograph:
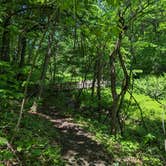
[
  {"x1": 134, "y1": 74, "x2": 166, "y2": 100},
  {"x1": 142, "y1": 155, "x2": 163, "y2": 166},
  {"x1": 0, "y1": 61, "x2": 23, "y2": 109},
  {"x1": 0, "y1": 109, "x2": 64, "y2": 165},
  {"x1": 143, "y1": 133, "x2": 156, "y2": 145}
]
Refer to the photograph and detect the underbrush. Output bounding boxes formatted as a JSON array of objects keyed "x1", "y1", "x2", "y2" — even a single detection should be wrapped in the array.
[
  {"x1": 69, "y1": 89, "x2": 166, "y2": 165},
  {"x1": 1, "y1": 81, "x2": 165, "y2": 165},
  {"x1": 134, "y1": 74, "x2": 166, "y2": 100},
  {"x1": 78, "y1": 88, "x2": 112, "y2": 112},
  {"x1": 72, "y1": 116, "x2": 165, "y2": 165},
  {"x1": 43, "y1": 84, "x2": 166, "y2": 165},
  {"x1": 0, "y1": 106, "x2": 64, "y2": 165}
]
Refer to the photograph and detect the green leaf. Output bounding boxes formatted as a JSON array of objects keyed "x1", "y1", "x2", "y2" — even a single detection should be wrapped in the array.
[
  {"x1": 17, "y1": 146, "x2": 22, "y2": 152},
  {"x1": 0, "y1": 61, "x2": 10, "y2": 67},
  {"x1": 32, "y1": 149, "x2": 42, "y2": 156},
  {"x1": 0, "y1": 137, "x2": 8, "y2": 146}
]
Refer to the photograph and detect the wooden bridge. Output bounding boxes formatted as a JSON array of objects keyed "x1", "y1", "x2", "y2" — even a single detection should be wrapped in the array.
[{"x1": 50, "y1": 80, "x2": 110, "y2": 91}]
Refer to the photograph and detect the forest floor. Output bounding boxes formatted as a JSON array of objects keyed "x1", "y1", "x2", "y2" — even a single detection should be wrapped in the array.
[
  {"x1": 1, "y1": 90, "x2": 165, "y2": 165},
  {"x1": 20, "y1": 88, "x2": 165, "y2": 166},
  {"x1": 30, "y1": 107, "x2": 113, "y2": 166}
]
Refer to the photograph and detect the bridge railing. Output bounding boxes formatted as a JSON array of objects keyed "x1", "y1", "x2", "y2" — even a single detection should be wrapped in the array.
[{"x1": 50, "y1": 80, "x2": 111, "y2": 91}]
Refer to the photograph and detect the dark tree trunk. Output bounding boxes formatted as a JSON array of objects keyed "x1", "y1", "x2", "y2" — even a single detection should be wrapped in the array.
[
  {"x1": 109, "y1": 38, "x2": 120, "y2": 134},
  {"x1": 39, "y1": 32, "x2": 53, "y2": 98},
  {"x1": 19, "y1": 35, "x2": 27, "y2": 68},
  {"x1": 0, "y1": 17, "x2": 10, "y2": 61},
  {"x1": 16, "y1": 34, "x2": 27, "y2": 81},
  {"x1": 108, "y1": 10, "x2": 131, "y2": 134},
  {"x1": 109, "y1": 29, "x2": 130, "y2": 134}
]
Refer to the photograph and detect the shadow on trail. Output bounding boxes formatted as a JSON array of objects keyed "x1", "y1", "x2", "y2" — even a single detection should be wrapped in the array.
[{"x1": 30, "y1": 108, "x2": 113, "y2": 166}]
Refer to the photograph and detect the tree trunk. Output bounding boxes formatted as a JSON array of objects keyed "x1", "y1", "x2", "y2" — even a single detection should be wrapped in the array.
[
  {"x1": 109, "y1": 31, "x2": 129, "y2": 134},
  {"x1": 39, "y1": 33, "x2": 53, "y2": 98},
  {"x1": 96, "y1": 52, "x2": 102, "y2": 113},
  {"x1": 91, "y1": 61, "x2": 97, "y2": 98},
  {"x1": 108, "y1": 10, "x2": 132, "y2": 134},
  {"x1": 53, "y1": 53, "x2": 57, "y2": 83},
  {"x1": 27, "y1": 39, "x2": 36, "y2": 64},
  {"x1": 0, "y1": 17, "x2": 10, "y2": 61},
  {"x1": 109, "y1": 37, "x2": 120, "y2": 134},
  {"x1": 19, "y1": 35, "x2": 27, "y2": 68}
]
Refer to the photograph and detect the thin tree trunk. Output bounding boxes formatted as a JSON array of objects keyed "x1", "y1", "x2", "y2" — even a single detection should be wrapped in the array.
[
  {"x1": 52, "y1": 42, "x2": 58, "y2": 83},
  {"x1": 10, "y1": 31, "x2": 46, "y2": 143},
  {"x1": 16, "y1": 34, "x2": 27, "y2": 80},
  {"x1": 96, "y1": 52, "x2": 102, "y2": 113},
  {"x1": 53, "y1": 53, "x2": 57, "y2": 83},
  {"x1": 91, "y1": 61, "x2": 97, "y2": 98},
  {"x1": 109, "y1": 37, "x2": 120, "y2": 134},
  {"x1": 39, "y1": 32, "x2": 53, "y2": 98},
  {"x1": 77, "y1": 58, "x2": 91, "y2": 99},
  {"x1": 27, "y1": 39, "x2": 36, "y2": 64}
]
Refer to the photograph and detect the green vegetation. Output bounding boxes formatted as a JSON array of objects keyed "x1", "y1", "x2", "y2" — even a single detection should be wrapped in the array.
[
  {"x1": 0, "y1": 107, "x2": 64, "y2": 165},
  {"x1": 134, "y1": 74, "x2": 166, "y2": 100},
  {"x1": 71, "y1": 90, "x2": 166, "y2": 165},
  {"x1": 0, "y1": 0, "x2": 166, "y2": 165}
]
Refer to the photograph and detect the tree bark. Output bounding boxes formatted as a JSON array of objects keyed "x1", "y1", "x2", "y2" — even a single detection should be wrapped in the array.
[
  {"x1": 19, "y1": 35, "x2": 27, "y2": 68},
  {"x1": 0, "y1": 17, "x2": 10, "y2": 61},
  {"x1": 109, "y1": 34, "x2": 122, "y2": 133},
  {"x1": 109, "y1": 30, "x2": 130, "y2": 134},
  {"x1": 91, "y1": 61, "x2": 97, "y2": 98},
  {"x1": 96, "y1": 51, "x2": 102, "y2": 113},
  {"x1": 39, "y1": 32, "x2": 53, "y2": 98}
]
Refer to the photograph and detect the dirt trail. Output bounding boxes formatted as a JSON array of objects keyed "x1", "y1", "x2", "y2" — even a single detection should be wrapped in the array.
[{"x1": 30, "y1": 108, "x2": 113, "y2": 166}]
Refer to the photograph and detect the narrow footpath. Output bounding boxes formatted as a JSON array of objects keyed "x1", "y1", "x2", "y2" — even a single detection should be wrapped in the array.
[{"x1": 30, "y1": 106, "x2": 113, "y2": 166}]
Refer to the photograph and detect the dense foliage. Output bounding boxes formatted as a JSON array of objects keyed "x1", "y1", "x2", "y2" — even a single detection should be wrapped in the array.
[{"x1": 0, "y1": 0, "x2": 165, "y2": 165}]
